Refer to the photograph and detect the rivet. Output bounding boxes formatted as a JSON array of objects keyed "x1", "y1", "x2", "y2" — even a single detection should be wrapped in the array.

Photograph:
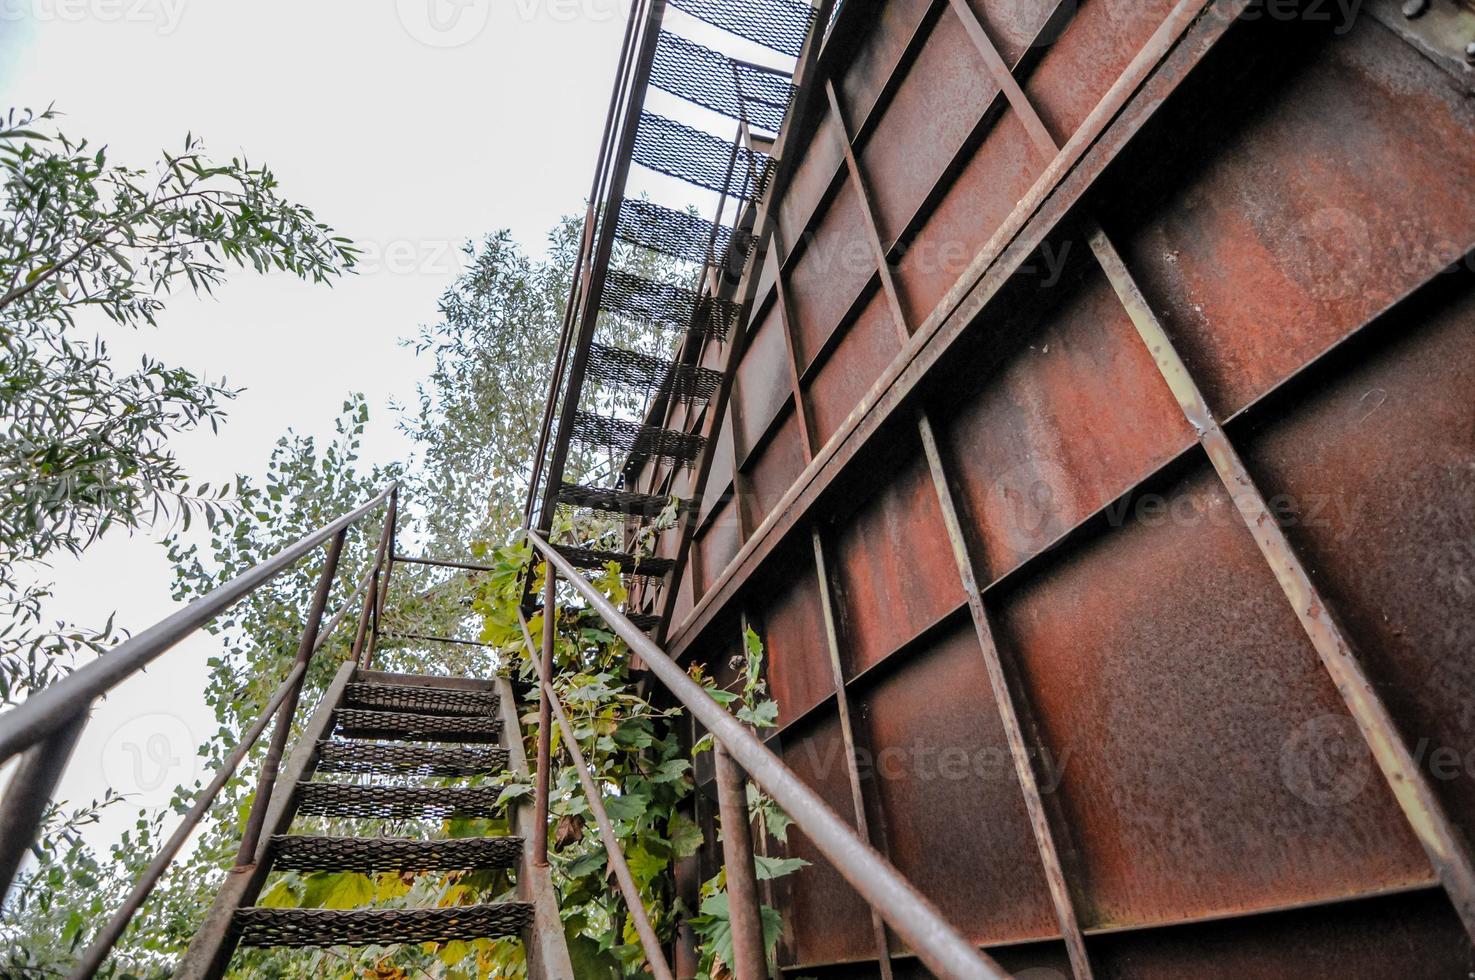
[
  {"x1": 1402, "y1": 0, "x2": 1428, "y2": 17},
  {"x1": 1466, "y1": 39, "x2": 1475, "y2": 64}
]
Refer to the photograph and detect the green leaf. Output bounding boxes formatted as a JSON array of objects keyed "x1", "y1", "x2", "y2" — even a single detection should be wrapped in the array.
[
  {"x1": 737, "y1": 699, "x2": 778, "y2": 729},
  {"x1": 668, "y1": 812, "x2": 704, "y2": 859},
  {"x1": 753, "y1": 855, "x2": 809, "y2": 881},
  {"x1": 650, "y1": 757, "x2": 691, "y2": 783}
]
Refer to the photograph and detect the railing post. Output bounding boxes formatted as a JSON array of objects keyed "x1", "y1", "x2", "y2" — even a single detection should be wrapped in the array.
[
  {"x1": 353, "y1": 502, "x2": 395, "y2": 668},
  {"x1": 234, "y1": 528, "x2": 346, "y2": 865},
  {"x1": 533, "y1": 563, "x2": 556, "y2": 868},
  {"x1": 0, "y1": 708, "x2": 87, "y2": 898},
  {"x1": 715, "y1": 743, "x2": 767, "y2": 980},
  {"x1": 363, "y1": 486, "x2": 399, "y2": 669}
]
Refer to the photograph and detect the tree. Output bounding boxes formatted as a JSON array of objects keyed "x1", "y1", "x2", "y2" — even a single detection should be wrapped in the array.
[
  {"x1": 0, "y1": 103, "x2": 357, "y2": 976},
  {"x1": 400, "y1": 213, "x2": 692, "y2": 562},
  {"x1": 0, "y1": 104, "x2": 358, "y2": 704}
]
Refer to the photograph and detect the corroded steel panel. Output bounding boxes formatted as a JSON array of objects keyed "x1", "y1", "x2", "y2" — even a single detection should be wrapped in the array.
[
  {"x1": 963, "y1": 0, "x2": 1066, "y2": 63},
  {"x1": 777, "y1": 100, "x2": 845, "y2": 250},
  {"x1": 734, "y1": 300, "x2": 792, "y2": 454},
  {"x1": 894, "y1": 108, "x2": 1042, "y2": 325},
  {"x1": 829, "y1": 443, "x2": 966, "y2": 677},
  {"x1": 836, "y1": 0, "x2": 937, "y2": 129},
  {"x1": 787, "y1": 178, "x2": 875, "y2": 367},
  {"x1": 854, "y1": 618, "x2": 1060, "y2": 948},
  {"x1": 1024, "y1": 0, "x2": 1180, "y2": 144},
  {"x1": 776, "y1": 710, "x2": 876, "y2": 968},
  {"x1": 804, "y1": 287, "x2": 904, "y2": 446},
  {"x1": 930, "y1": 251, "x2": 1195, "y2": 581},
  {"x1": 1088, "y1": 890, "x2": 1475, "y2": 978},
  {"x1": 857, "y1": 9, "x2": 1004, "y2": 244},
  {"x1": 1098, "y1": 18, "x2": 1475, "y2": 417},
  {"x1": 993, "y1": 463, "x2": 1433, "y2": 930},
  {"x1": 695, "y1": 499, "x2": 741, "y2": 595},
  {"x1": 1240, "y1": 273, "x2": 1475, "y2": 847},
  {"x1": 755, "y1": 547, "x2": 836, "y2": 727},
  {"x1": 745, "y1": 408, "x2": 808, "y2": 527}
]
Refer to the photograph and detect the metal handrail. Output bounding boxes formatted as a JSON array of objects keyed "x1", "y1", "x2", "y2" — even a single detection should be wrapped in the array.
[
  {"x1": 0, "y1": 485, "x2": 394, "y2": 764},
  {"x1": 527, "y1": 528, "x2": 1005, "y2": 980},
  {"x1": 515, "y1": 603, "x2": 675, "y2": 980},
  {"x1": 0, "y1": 485, "x2": 396, "y2": 912}
]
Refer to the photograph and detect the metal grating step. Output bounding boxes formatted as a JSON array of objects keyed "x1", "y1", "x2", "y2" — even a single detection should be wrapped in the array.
[
  {"x1": 600, "y1": 269, "x2": 737, "y2": 342},
  {"x1": 269, "y1": 835, "x2": 522, "y2": 874},
  {"x1": 334, "y1": 709, "x2": 503, "y2": 744},
  {"x1": 233, "y1": 903, "x2": 533, "y2": 949},
  {"x1": 555, "y1": 545, "x2": 675, "y2": 578},
  {"x1": 615, "y1": 197, "x2": 750, "y2": 266},
  {"x1": 343, "y1": 683, "x2": 498, "y2": 717},
  {"x1": 556, "y1": 483, "x2": 677, "y2": 518},
  {"x1": 571, "y1": 412, "x2": 706, "y2": 467},
  {"x1": 653, "y1": 31, "x2": 795, "y2": 133},
  {"x1": 587, "y1": 343, "x2": 723, "y2": 402},
  {"x1": 668, "y1": 0, "x2": 815, "y2": 57},
  {"x1": 315, "y1": 741, "x2": 508, "y2": 777},
  {"x1": 626, "y1": 612, "x2": 662, "y2": 633},
  {"x1": 294, "y1": 784, "x2": 505, "y2": 821},
  {"x1": 634, "y1": 112, "x2": 771, "y2": 199}
]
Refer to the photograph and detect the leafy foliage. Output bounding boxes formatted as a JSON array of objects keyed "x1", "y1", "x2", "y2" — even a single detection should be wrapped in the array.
[
  {"x1": 0, "y1": 103, "x2": 356, "y2": 975},
  {"x1": 0, "y1": 104, "x2": 357, "y2": 705}
]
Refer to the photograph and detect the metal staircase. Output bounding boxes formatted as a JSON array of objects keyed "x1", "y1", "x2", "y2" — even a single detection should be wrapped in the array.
[
  {"x1": 176, "y1": 668, "x2": 572, "y2": 979},
  {"x1": 523, "y1": 0, "x2": 811, "y2": 644}
]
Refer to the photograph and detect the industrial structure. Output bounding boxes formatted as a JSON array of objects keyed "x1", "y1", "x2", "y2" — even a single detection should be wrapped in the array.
[{"x1": 3, "y1": 0, "x2": 1474, "y2": 976}]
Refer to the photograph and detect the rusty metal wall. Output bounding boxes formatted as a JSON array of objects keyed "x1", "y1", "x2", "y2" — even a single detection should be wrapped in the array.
[{"x1": 648, "y1": 0, "x2": 1475, "y2": 973}]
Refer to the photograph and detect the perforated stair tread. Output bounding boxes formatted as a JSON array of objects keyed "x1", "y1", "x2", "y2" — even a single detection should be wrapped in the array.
[
  {"x1": 571, "y1": 412, "x2": 706, "y2": 466},
  {"x1": 294, "y1": 783, "x2": 505, "y2": 820},
  {"x1": 615, "y1": 197, "x2": 750, "y2": 266},
  {"x1": 343, "y1": 682, "x2": 499, "y2": 717},
  {"x1": 334, "y1": 709, "x2": 503, "y2": 743},
  {"x1": 634, "y1": 112, "x2": 772, "y2": 199},
  {"x1": 315, "y1": 741, "x2": 509, "y2": 777},
  {"x1": 652, "y1": 30, "x2": 795, "y2": 133},
  {"x1": 553, "y1": 545, "x2": 674, "y2": 577},
  {"x1": 587, "y1": 343, "x2": 723, "y2": 402},
  {"x1": 625, "y1": 612, "x2": 662, "y2": 633},
  {"x1": 667, "y1": 0, "x2": 815, "y2": 57},
  {"x1": 269, "y1": 834, "x2": 523, "y2": 873},
  {"x1": 232, "y1": 903, "x2": 534, "y2": 949},
  {"x1": 556, "y1": 483, "x2": 680, "y2": 518},
  {"x1": 600, "y1": 269, "x2": 739, "y2": 342}
]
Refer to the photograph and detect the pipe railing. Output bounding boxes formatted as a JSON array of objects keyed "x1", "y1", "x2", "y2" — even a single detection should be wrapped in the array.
[
  {"x1": 526, "y1": 528, "x2": 1006, "y2": 980},
  {"x1": 515, "y1": 599, "x2": 675, "y2": 980},
  {"x1": 0, "y1": 485, "x2": 399, "y2": 975}
]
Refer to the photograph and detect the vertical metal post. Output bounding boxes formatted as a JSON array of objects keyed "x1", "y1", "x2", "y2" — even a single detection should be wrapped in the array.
[
  {"x1": 234, "y1": 529, "x2": 346, "y2": 865},
  {"x1": 533, "y1": 563, "x2": 556, "y2": 868},
  {"x1": 0, "y1": 708, "x2": 87, "y2": 899},
  {"x1": 715, "y1": 743, "x2": 767, "y2": 980},
  {"x1": 352, "y1": 503, "x2": 395, "y2": 667},
  {"x1": 363, "y1": 487, "x2": 398, "y2": 670}
]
